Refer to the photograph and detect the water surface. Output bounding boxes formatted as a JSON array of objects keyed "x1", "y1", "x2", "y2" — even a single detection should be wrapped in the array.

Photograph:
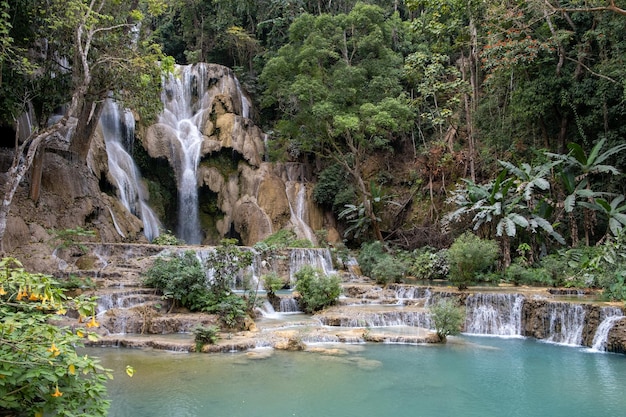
[{"x1": 93, "y1": 337, "x2": 626, "y2": 417}]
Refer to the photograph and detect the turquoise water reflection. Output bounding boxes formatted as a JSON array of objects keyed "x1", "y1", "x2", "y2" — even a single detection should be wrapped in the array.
[{"x1": 94, "y1": 337, "x2": 626, "y2": 417}]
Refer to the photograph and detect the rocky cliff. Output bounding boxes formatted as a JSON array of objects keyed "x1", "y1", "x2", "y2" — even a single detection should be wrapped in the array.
[{"x1": 1, "y1": 63, "x2": 327, "y2": 253}]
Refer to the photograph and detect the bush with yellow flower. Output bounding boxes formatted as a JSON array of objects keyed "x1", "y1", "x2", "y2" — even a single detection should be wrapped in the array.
[{"x1": 0, "y1": 257, "x2": 111, "y2": 416}]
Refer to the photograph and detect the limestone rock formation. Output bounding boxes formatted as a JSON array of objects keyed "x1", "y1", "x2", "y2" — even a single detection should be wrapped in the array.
[{"x1": 141, "y1": 63, "x2": 323, "y2": 245}]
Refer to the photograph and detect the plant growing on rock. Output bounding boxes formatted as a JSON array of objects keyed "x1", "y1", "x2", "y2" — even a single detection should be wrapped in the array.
[
  {"x1": 193, "y1": 325, "x2": 220, "y2": 351},
  {"x1": 447, "y1": 232, "x2": 499, "y2": 289},
  {"x1": 142, "y1": 250, "x2": 207, "y2": 312},
  {"x1": 294, "y1": 265, "x2": 341, "y2": 313},
  {"x1": 430, "y1": 298, "x2": 465, "y2": 342}
]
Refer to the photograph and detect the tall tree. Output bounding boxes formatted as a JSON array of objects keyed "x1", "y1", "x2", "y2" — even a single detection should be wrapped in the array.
[{"x1": 260, "y1": 3, "x2": 415, "y2": 242}]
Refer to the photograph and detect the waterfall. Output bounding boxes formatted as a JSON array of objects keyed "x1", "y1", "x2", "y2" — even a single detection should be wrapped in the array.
[
  {"x1": 464, "y1": 293, "x2": 525, "y2": 336},
  {"x1": 101, "y1": 99, "x2": 161, "y2": 241},
  {"x1": 391, "y1": 285, "x2": 433, "y2": 305},
  {"x1": 289, "y1": 248, "x2": 335, "y2": 285},
  {"x1": 285, "y1": 182, "x2": 317, "y2": 244},
  {"x1": 159, "y1": 64, "x2": 252, "y2": 244},
  {"x1": 279, "y1": 297, "x2": 300, "y2": 313},
  {"x1": 543, "y1": 302, "x2": 586, "y2": 345},
  {"x1": 591, "y1": 307, "x2": 624, "y2": 351},
  {"x1": 317, "y1": 310, "x2": 432, "y2": 328},
  {"x1": 160, "y1": 66, "x2": 205, "y2": 244}
]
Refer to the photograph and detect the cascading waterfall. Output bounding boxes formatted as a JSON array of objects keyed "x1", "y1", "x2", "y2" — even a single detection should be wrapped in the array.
[
  {"x1": 101, "y1": 99, "x2": 161, "y2": 241},
  {"x1": 543, "y1": 302, "x2": 586, "y2": 345},
  {"x1": 464, "y1": 293, "x2": 525, "y2": 336},
  {"x1": 289, "y1": 248, "x2": 335, "y2": 285},
  {"x1": 591, "y1": 307, "x2": 624, "y2": 351},
  {"x1": 160, "y1": 67, "x2": 205, "y2": 244},
  {"x1": 159, "y1": 64, "x2": 252, "y2": 244},
  {"x1": 285, "y1": 164, "x2": 317, "y2": 245},
  {"x1": 316, "y1": 310, "x2": 432, "y2": 328}
]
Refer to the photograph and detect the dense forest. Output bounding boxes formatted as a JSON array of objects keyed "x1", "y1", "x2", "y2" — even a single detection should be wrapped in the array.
[{"x1": 1, "y1": 0, "x2": 626, "y2": 279}]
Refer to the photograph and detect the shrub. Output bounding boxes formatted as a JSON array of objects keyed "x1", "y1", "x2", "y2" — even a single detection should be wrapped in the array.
[
  {"x1": 404, "y1": 247, "x2": 449, "y2": 281},
  {"x1": 504, "y1": 261, "x2": 552, "y2": 286},
  {"x1": 203, "y1": 239, "x2": 253, "y2": 297},
  {"x1": 193, "y1": 325, "x2": 220, "y2": 351},
  {"x1": 152, "y1": 231, "x2": 183, "y2": 245},
  {"x1": 263, "y1": 272, "x2": 284, "y2": 296},
  {"x1": 357, "y1": 241, "x2": 387, "y2": 278},
  {"x1": 447, "y1": 232, "x2": 499, "y2": 289},
  {"x1": 260, "y1": 229, "x2": 312, "y2": 249},
  {"x1": 430, "y1": 298, "x2": 465, "y2": 342},
  {"x1": 142, "y1": 250, "x2": 207, "y2": 311},
  {"x1": 294, "y1": 265, "x2": 341, "y2": 313},
  {"x1": 371, "y1": 254, "x2": 407, "y2": 285}
]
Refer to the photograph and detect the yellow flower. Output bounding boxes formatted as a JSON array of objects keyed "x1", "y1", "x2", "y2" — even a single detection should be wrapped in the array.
[
  {"x1": 47, "y1": 343, "x2": 61, "y2": 357},
  {"x1": 68, "y1": 364, "x2": 76, "y2": 375},
  {"x1": 86, "y1": 316, "x2": 99, "y2": 328},
  {"x1": 55, "y1": 308, "x2": 67, "y2": 315},
  {"x1": 0, "y1": 286, "x2": 6, "y2": 296},
  {"x1": 29, "y1": 292, "x2": 40, "y2": 301},
  {"x1": 34, "y1": 411, "x2": 43, "y2": 417},
  {"x1": 51, "y1": 385, "x2": 63, "y2": 397},
  {"x1": 76, "y1": 329, "x2": 85, "y2": 338},
  {"x1": 16, "y1": 290, "x2": 25, "y2": 301}
]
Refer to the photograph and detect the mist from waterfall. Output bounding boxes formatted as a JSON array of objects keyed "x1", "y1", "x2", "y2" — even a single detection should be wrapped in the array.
[{"x1": 101, "y1": 99, "x2": 160, "y2": 241}]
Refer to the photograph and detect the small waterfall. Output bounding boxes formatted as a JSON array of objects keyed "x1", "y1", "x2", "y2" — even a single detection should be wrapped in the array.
[
  {"x1": 101, "y1": 99, "x2": 161, "y2": 241},
  {"x1": 543, "y1": 302, "x2": 586, "y2": 345},
  {"x1": 279, "y1": 297, "x2": 300, "y2": 313},
  {"x1": 289, "y1": 248, "x2": 335, "y2": 285},
  {"x1": 391, "y1": 285, "x2": 433, "y2": 305},
  {"x1": 317, "y1": 310, "x2": 432, "y2": 328},
  {"x1": 286, "y1": 182, "x2": 317, "y2": 244},
  {"x1": 464, "y1": 293, "x2": 525, "y2": 336},
  {"x1": 591, "y1": 307, "x2": 624, "y2": 351}
]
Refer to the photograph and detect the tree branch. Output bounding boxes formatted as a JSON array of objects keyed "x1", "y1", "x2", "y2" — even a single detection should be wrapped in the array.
[{"x1": 564, "y1": 56, "x2": 618, "y2": 83}]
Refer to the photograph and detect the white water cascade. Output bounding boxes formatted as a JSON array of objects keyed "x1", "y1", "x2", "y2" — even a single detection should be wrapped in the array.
[
  {"x1": 464, "y1": 293, "x2": 525, "y2": 336},
  {"x1": 591, "y1": 307, "x2": 624, "y2": 351},
  {"x1": 101, "y1": 99, "x2": 161, "y2": 241},
  {"x1": 544, "y1": 302, "x2": 586, "y2": 345},
  {"x1": 285, "y1": 164, "x2": 317, "y2": 245},
  {"x1": 159, "y1": 64, "x2": 253, "y2": 244},
  {"x1": 289, "y1": 248, "x2": 335, "y2": 285}
]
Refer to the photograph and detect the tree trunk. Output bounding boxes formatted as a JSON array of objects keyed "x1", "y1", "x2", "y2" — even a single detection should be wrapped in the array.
[{"x1": 0, "y1": 126, "x2": 59, "y2": 253}]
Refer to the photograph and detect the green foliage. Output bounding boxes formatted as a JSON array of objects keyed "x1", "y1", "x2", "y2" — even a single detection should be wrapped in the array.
[
  {"x1": 202, "y1": 293, "x2": 248, "y2": 329},
  {"x1": 430, "y1": 298, "x2": 465, "y2": 342},
  {"x1": 204, "y1": 239, "x2": 254, "y2": 297},
  {"x1": 151, "y1": 231, "x2": 183, "y2": 246},
  {"x1": 313, "y1": 164, "x2": 356, "y2": 215},
  {"x1": 0, "y1": 257, "x2": 111, "y2": 416},
  {"x1": 57, "y1": 274, "x2": 96, "y2": 291},
  {"x1": 402, "y1": 247, "x2": 450, "y2": 281},
  {"x1": 259, "y1": 229, "x2": 313, "y2": 249},
  {"x1": 504, "y1": 261, "x2": 553, "y2": 287},
  {"x1": 262, "y1": 272, "x2": 284, "y2": 296},
  {"x1": 447, "y1": 232, "x2": 499, "y2": 289},
  {"x1": 47, "y1": 227, "x2": 96, "y2": 254},
  {"x1": 357, "y1": 241, "x2": 387, "y2": 278},
  {"x1": 371, "y1": 255, "x2": 407, "y2": 285},
  {"x1": 193, "y1": 325, "x2": 220, "y2": 351},
  {"x1": 294, "y1": 265, "x2": 341, "y2": 313},
  {"x1": 142, "y1": 251, "x2": 207, "y2": 311}
]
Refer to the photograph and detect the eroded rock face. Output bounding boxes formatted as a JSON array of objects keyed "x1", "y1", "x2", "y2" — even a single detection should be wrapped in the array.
[{"x1": 141, "y1": 63, "x2": 322, "y2": 246}]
